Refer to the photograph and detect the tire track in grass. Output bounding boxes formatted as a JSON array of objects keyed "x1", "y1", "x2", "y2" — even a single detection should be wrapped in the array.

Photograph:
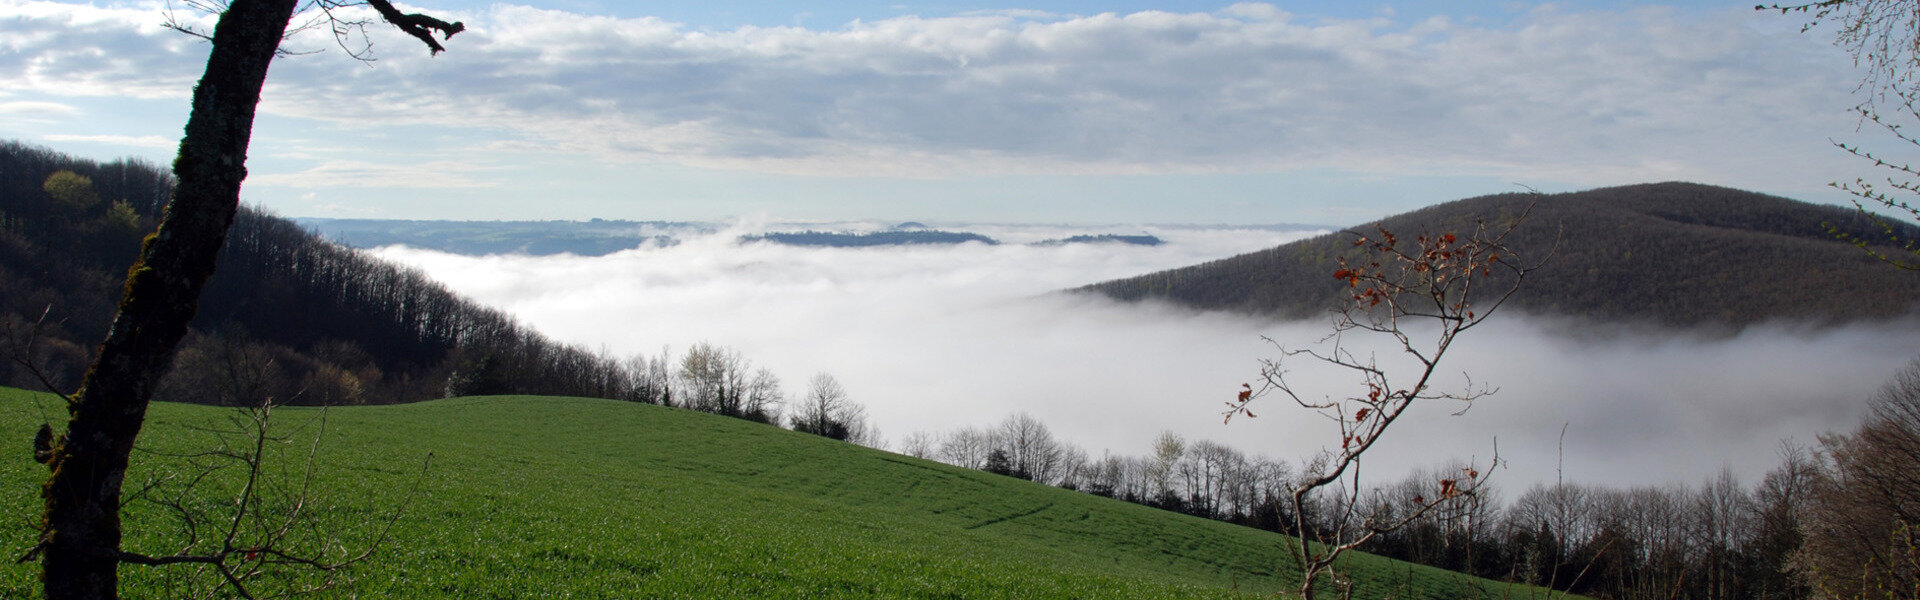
[{"x1": 965, "y1": 502, "x2": 1055, "y2": 530}]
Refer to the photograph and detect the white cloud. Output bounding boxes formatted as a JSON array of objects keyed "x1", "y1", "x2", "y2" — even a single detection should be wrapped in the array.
[
  {"x1": 369, "y1": 225, "x2": 1920, "y2": 491},
  {"x1": 245, "y1": 158, "x2": 501, "y2": 189},
  {"x1": 0, "y1": 100, "x2": 80, "y2": 116},
  {"x1": 0, "y1": 2, "x2": 1871, "y2": 191},
  {"x1": 42, "y1": 132, "x2": 173, "y2": 148},
  {"x1": 0, "y1": 1, "x2": 208, "y2": 99}
]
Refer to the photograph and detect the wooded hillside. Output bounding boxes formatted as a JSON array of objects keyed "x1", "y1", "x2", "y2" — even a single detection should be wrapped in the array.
[
  {"x1": 0, "y1": 141, "x2": 643, "y2": 405},
  {"x1": 1079, "y1": 182, "x2": 1920, "y2": 327}
]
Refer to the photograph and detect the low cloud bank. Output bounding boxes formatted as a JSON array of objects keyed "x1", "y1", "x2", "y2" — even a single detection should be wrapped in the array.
[{"x1": 373, "y1": 223, "x2": 1920, "y2": 491}]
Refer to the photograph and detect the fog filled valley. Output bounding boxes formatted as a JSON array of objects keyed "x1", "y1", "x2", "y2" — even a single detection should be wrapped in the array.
[{"x1": 360, "y1": 220, "x2": 1920, "y2": 492}]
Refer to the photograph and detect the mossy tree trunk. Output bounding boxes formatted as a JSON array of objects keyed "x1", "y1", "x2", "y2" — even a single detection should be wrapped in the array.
[{"x1": 37, "y1": 1, "x2": 298, "y2": 598}]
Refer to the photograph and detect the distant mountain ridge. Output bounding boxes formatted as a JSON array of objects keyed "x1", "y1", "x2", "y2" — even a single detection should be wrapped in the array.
[
  {"x1": 297, "y1": 218, "x2": 697, "y2": 256},
  {"x1": 743, "y1": 229, "x2": 1000, "y2": 247},
  {"x1": 303, "y1": 218, "x2": 1173, "y2": 254},
  {"x1": 1078, "y1": 182, "x2": 1920, "y2": 327}
]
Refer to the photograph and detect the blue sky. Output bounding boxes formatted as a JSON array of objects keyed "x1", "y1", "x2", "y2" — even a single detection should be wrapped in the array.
[{"x1": 0, "y1": 0, "x2": 1878, "y2": 224}]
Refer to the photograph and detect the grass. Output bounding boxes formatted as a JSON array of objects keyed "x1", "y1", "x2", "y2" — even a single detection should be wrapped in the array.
[{"x1": 0, "y1": 387, "x2": 1566, "y2": 598}]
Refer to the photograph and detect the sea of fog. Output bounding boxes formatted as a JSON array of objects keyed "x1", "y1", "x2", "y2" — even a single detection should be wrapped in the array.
[{"x1": 369, "y1": 221, "x2": 1920, "y2": 493}]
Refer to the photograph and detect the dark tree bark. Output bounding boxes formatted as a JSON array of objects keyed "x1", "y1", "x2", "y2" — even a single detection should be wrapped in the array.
[
  {"x1": 32, "y1": 1, "x2": 459, "y2": 598},
  {"x1": 37, "y1": 4, "x2": 298, "y2": 597}
]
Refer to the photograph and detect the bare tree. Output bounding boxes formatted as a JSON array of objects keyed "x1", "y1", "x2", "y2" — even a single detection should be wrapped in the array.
[
  {"x1": 1800, "y1": 358, "x2": 1920, "y2": 598},
  {"x1": 1082, "y1": 451, "x2": 1132, "y2": 499},
  {"x1": 677, "y1": 342, "x2": 780, "y2": 422},
  {"x1": 1179, "y1": 439, "x2": 1244, "y2": 519},
  {"x1": 1763, "y1": 1, "x2": 1920, "y2": 268},
  {"x1": 937, "y1": 427, "x2": 993, "y2": 470},
  {"x1": 28, "y1": 2, "x2": 462, "y2": 598},
  {"x1": 1225, "y1": 207, "x2": 1548, "y2": 599},
  {"x1": 1146, "y1": 430, "x2": 1185, "y2": 507},
  {"x1": 1695, "y1": 468, "x2": 1755, "y2": 600},
  {"x1": 1054, "y1": 443, "x2": 1091, "y2": 492},
  {"x1": 898, "y1": 430, "x2": 936, "y2": 459},
  {"x1": 1749, "y1": 442, "x2": 1817, "y2": 600},
  {"x1": 791, "y1": 372, "x2": 851, "y2": 438},
  {"x1": 742, "y1": 368, "x2": 784, "y2": 424},
  {"x1": 839, "y1": 403, "x2": 884, "y2": 450},
  {"x1": 994, "y1": 412, "x2": 1064, "y2": 484},
  {"x1": 623, "y1": 348, "x2": 674, "y2": 405}
]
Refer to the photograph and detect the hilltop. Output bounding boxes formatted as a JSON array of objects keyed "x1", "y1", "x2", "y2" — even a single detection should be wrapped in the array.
[
  {"x1": 1078, "y1": 182, "x2": 1920, "y2": 327},
  {"x1": 0, "y1": 387, "x2": 1557, "y2": 599}
]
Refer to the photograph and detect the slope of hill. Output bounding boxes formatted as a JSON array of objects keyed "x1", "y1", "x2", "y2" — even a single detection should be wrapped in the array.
[
  {"x1": 1078, "y1": 182, "x2": 1920, "y2": 327},
  {"x1": 0, "y1": 141, "x2": 643, "y2": 404},
  {"x1": 0, "y1": 388, "x2": 1559, "y2": 599}
]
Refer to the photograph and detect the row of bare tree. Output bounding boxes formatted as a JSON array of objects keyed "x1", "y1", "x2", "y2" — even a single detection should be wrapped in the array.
[
  {"x1": 895, "y1": 362, "x2": 1920, "y2": 600},
  {"x1": 613, "y1": 342, "x2": 883, "y2": 445}
]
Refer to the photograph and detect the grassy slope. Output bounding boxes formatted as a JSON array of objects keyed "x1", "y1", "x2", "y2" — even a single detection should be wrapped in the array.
[{"x1": 1, "y1": 389, "x2": 1559, "y2": 599}]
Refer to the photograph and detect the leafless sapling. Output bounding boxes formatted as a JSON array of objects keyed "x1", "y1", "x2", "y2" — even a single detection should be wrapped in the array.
[{"x1": 1225, "y1": 204, "x2": 1550, "y2": 599}]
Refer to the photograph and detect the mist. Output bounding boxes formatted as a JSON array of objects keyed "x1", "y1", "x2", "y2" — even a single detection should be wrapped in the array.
[{"x1": 370, "y1": 223, "x2": 1920, "y2": 492}]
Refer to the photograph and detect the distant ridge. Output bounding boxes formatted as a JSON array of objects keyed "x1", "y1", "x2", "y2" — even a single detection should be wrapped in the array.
[
  {"x1": 297, "y1": 218, "x2": 695, "y2": 256},
  {"x1": 1033, "y1": 234, "x2": 1166, "y2": 247},
  {"x1": 743, "y1": 229, "x2": 999, "y2": 247},
  {"x1": 1078, "y1": 182, "x2": 1920, "y2": 327}
]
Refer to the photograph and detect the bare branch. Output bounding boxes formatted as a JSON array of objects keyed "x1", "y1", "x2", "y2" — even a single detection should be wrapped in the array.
[
  {"x1": 1228, "y1": 200, "x2": 1544, "y2": 599},
  {"x1": 362, "y1": 0, "x2": 463, "y2": 55},
  {"x1": 2, "y1": 305, "x2": 72, "y2": 397},
  {"x1": 111, "y1": 397, "x2": 431, "y2": 598},
  {"x1": 1766, "y1": 1, "x2": 1920, "y2": 268}
]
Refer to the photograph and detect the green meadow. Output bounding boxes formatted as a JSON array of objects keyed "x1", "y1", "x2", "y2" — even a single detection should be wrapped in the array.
[{"x1": 1, "y1": 388, "x2": 1563, "y2": 598}]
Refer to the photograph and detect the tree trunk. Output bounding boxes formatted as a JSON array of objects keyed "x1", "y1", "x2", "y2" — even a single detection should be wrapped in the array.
[{"x1": 39, "y1": 1, "x2": 297, "y2": 598}]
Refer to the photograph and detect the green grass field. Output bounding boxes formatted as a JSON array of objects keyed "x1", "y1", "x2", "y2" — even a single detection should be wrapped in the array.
[{"x1": 1, "y1": 388, "x2": 1565, "y2": 598}]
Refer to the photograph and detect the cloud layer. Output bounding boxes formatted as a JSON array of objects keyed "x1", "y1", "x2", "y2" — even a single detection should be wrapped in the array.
[
  {"x1": 371, "y1": 225, "x2": 1920, "y2": 491},
  {"x1": 0, "y1": 1, "x2": 1869, "y2": 192}
]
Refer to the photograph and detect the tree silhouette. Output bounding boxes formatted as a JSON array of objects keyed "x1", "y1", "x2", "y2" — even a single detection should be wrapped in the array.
[{"x1": 27, "y1": 2, "x2": 461, "y2": 598}]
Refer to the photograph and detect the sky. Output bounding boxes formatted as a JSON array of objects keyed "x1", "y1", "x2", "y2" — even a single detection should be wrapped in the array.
[
  {"x1": 0, "y1": 0, "x2": 1887, "y2": 225},
  {"x1": 367, "y1": 223, "x2": 1920, "y2": 491}
]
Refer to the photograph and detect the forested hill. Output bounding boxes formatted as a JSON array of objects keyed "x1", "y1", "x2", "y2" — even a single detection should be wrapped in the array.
[
  {"x1": 0, "y1": 141, "x2": 646, "y2": 405},
  {"x1": 1078, "y1": 182, "x2": 1920, "y2": 327}
]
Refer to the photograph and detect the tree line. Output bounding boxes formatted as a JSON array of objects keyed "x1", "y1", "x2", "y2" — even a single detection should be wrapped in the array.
[
  {"x1": 608, "y1": 342, "x2": 884, "y2": 445},
  {"x1": 893, "y1": 364, "x2": 1919, "y2": 600}
]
